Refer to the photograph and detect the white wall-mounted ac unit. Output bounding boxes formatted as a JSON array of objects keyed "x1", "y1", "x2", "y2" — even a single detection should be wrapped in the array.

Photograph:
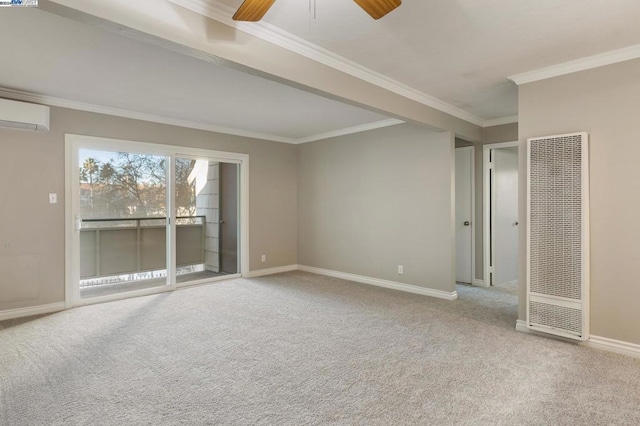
[
  {"x1": 527, "y1": 132, "x2": 590, "y2": 340},
  {"x1": 0, "y1": 98, "x2": 50, "y2": 132}
]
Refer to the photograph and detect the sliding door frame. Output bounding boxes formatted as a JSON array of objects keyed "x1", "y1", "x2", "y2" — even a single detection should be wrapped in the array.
[{"x1": 65, "y1": 134, "x2": 249, "y2": 308}]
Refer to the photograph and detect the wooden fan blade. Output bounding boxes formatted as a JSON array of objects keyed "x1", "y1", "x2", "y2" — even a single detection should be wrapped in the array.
[
  {"x1": 232, "y1": 0, "x2": 276, "y2": 21},
  {"x1": 353, "y1": 0, "x2": 401, "y2": 19}
]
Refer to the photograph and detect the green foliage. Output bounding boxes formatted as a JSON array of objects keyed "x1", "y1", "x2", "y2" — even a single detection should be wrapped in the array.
[{"x1": 80, "y1": 153, "x2": 196, "y2": 219}]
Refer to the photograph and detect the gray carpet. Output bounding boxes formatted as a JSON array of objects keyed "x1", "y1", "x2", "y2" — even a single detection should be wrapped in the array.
[{"x1": 1, "y1": 271, "x2": 639, "y2": 425}]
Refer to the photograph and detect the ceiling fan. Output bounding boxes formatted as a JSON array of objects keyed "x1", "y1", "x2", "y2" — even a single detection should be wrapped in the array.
[{"x1": 232, "y1": 0, "x2": 402, "y2": 21}]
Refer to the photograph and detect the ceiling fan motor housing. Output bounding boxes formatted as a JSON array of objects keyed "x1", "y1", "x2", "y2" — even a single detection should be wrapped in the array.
[{"x1": 233, "y1": 0, "x2": 402, "y2": 22}]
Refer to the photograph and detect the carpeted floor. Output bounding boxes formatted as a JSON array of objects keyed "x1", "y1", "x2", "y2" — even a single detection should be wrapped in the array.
[{"x1": 1, "y1": 271, "x2": 639, "y2": 425}]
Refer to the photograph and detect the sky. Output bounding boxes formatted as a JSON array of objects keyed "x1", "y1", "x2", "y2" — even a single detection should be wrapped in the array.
[{"x1": 79, "y1": 149, "x2": 119, "y2": 167}]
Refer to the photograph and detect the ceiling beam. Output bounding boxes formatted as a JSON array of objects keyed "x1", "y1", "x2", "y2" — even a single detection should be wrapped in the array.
[{"x1": 39, "y1": 0, "x2": 482, "y2": 142}]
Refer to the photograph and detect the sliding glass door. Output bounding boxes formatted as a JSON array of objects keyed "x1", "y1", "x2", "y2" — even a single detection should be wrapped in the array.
[
  {"x1": 78, "y1": 148, "x2": 169, "y2": 299},
  {"x1": 66, "y1": 135, "x2": 248, "y2": 306},
  {"x1": 174, "y1": 157, "x2": 239, "y2": 286}
]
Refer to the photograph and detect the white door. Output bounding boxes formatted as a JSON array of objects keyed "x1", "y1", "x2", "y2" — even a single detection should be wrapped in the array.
[
  {"x1": 493, "y1": 147, "x2": 519, "y2": 285},
  {"x1": 455, "y1": 147, "x2": 473, "y2": 283}
]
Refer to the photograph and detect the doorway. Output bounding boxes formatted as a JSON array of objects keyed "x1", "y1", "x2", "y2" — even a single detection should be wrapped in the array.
[
  {"x1": 65, "y1": 134, "x2": 249, "y2": 307},
  {"x1": 483, "y1": 142, "x2": 519, "y2": 287},
  {"x1": 173, "y1": 157, "x2": 239, "y2": 284},
  {"x1": 455, "y1": 146, "x2": 474, "y2": 284}
]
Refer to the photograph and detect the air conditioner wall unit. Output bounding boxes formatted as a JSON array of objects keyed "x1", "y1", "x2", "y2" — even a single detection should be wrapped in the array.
[{"x1": 0, "y1": 98, "x2": 50, "y2": 132}]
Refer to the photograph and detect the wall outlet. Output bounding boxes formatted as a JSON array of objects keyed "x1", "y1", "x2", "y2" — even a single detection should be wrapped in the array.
[
  {"x1": 261, "y1": 254, "x2": 266, "y2": 263},
  {"x1": 49, "y1": 193, "x2": 57, "y2": 204},
  {"x1": 398, "y1": 265, "x2": 404, "y2": 274}
]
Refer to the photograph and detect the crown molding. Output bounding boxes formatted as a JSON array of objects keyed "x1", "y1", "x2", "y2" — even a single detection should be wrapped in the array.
[
  {"x1": 168, "y1": 0, "x2": 486, "y2": 127},
  {"x1": 295, "y1": 118, "x2": 404, "y2": 144},
  {"x1": 0, "y1": 87, "x2": 296, "y2": 143},
  {"x1": 0, "y1": 87, "x2": 409, "y2": 144},
  {"x1": 508, "y1": 43, "x2": 640, "y2": 85},
  {"x1": 483, "y1": 115, "x2": 518, "y2": 127}
]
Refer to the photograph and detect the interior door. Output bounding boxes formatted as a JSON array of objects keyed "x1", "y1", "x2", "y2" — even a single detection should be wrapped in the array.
[
  {"x1": 455, "y1": 147, "x2": 473, "y2": 284},
  {"x1": 493, "y1": 147, "x2": 519, "y2": 285}
]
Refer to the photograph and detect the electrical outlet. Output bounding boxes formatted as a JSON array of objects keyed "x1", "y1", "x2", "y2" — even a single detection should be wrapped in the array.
[
  {"x1": 49, "y1": 193, "x2": 57, "y2": 204},
  {"x1": 261, "y1": 254, "x2": 266, "y2": 263},
  {"x1": 398, "y1": 265, "x2": 403, "y2": 275}
]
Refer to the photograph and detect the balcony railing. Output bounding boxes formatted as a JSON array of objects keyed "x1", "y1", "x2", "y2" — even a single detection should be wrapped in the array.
[{"x1": 79, "y1": 216, "x2": 206, "y2": 284}]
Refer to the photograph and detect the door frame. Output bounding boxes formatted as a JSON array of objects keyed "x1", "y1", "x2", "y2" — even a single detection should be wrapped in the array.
[
  {"x1": 64, "y1": 134, "x2": 249, "y2": 308},
  {"x1": 455, "y1": 146, "x2": 475, "y2": 285},
  {"x1": 483, "y1": 141, "x2": 519, "y2": 287}
]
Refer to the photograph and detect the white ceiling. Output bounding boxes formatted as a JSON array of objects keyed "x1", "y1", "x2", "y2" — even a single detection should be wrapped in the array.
[
  {"x1": 3, "y1": 1, "x2": 640, "y2": 142},
  {"x1": 201, "y1": 0, "x2": 640, "y2": 120},
  {"x1": 0, "y1": 8, "x2": 395, "y2": 142}
]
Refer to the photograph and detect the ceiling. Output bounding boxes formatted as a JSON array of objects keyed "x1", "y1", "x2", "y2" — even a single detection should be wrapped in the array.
[
  {"x1": 190, "y1": 0, "x2": 640, "y2": 120},
  {"x1": 2, "y1": 1, "x2": 640, "y2": 142},
  {"x1": 0, "y1": 7, "x2": 395, "y2": 143}
]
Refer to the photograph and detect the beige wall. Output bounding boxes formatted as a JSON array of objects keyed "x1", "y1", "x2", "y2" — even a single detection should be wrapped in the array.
[
  {"x1": 0, "y1": 106, "x2": 298, "y2": 311},
  {"x1": 298, "y1": 123, "x2": 455, "y2": 293},
  {"x1": 483, "y1": 123, "x2": 519, "y2": 145},
  {"x1": 519, "y1": 58, "x2": 640, "y2": 344}
]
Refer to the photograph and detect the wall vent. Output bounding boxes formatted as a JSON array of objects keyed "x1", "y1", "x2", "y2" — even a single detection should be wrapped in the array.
[{"x1": 527, "y1": 132, "x2": 589, "y2": 340}]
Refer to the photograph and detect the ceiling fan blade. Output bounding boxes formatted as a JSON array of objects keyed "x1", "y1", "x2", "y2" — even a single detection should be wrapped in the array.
[
  {"x1": 232, "y1": 0, "x2": 276, "y2": 21},
  {"x1": 353, "y1": 0, "x2": 401, "y2": 19}
]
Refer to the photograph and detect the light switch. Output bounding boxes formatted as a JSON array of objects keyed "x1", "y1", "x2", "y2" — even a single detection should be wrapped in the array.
[{"x1": 49, "y1": 193, "x2": 57, "y2": 204}]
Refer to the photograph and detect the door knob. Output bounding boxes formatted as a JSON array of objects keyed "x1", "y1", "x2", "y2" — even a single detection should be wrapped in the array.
[{"x1": 463, "y1": 221, "x2": 470, "y2": 226}]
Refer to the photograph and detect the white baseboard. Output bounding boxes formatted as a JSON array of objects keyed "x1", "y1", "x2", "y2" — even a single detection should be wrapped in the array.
[
  {"x1": 515, "y1": 319, "x2": 529, "y2": 333},
  {"x1": 0, "y1": 302, "x2": 66, "y2": 322},
  {"x1": 498, "y1": 280, "x2": 518, "y2": 287},
  {"x1": 248, "y1": 264, "x2": 458, "y2": 300},
  {"x1": 586, "y1": 335, "x2": 640, "y2": 359},
  {"x1": 298, "y1": 265, "x2": 457, "y2": 300},
  {"x1": 516, "y1": 320, "x2": 640, "y2": 359},
  {"x1": 246, "y1": 264, "x2": 298, "y2": 278},
  {"x1": 472, "y1": 279, "x2": 487, "y2": 287}
]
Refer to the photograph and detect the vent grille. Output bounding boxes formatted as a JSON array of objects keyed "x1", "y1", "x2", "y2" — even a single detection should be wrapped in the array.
[
  {"x1": 529, "y1": 134, "x2": 582, "y2": 300},
  {"x1": 530, "y1": 301, "x2": 582, "y2": 335},
  {"x1": 527, "y1": 132, "x2": 589, "y2": 340}
]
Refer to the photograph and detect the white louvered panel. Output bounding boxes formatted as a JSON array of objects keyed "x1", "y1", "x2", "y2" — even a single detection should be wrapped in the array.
[
  {"x1": 527, "y1": 132, "x2": 589, "y2": 340},
  {"x1": 529, "y1": 298, "x2": 582, "y2": 336}
]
